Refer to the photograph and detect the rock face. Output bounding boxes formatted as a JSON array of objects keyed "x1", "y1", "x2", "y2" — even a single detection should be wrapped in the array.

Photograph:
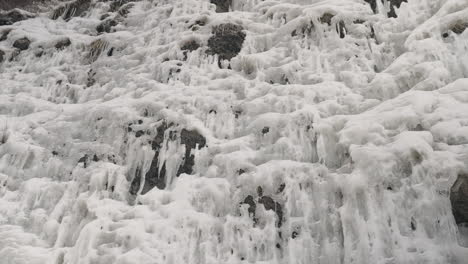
[
  {"x1": 388, "y1": 0, "x2": 408, "y2": 18},
  {"x1": 207, "y1": 23, "x2": 245, "y2": 61},
  {"x1": 130, "y1": 124, "x2": 206, "y2": 195},
  {"x1": 109, "y1": 0, "x2": 135, "y2": 12},
  {"x1": 86, "y1": 39, "x2": 109, "y2": 63},
  {"x1": 451, "y1": 21, "x2": 468, "y2": 35},
  {"x1": 52, "y1": 0, "x2": 91, "y2": 21},
  {"x1": 0, "y1": 50, "x2": 5, "y2": 63},
  {"x1": 55, "y1": 37, "x2": 71, "y2": 50},
  {"x1": 210, "y1": 0, "x2": 232, "y2": 13},
  {"x1": 96, "y1": 18, "x2": 118, "y2": 34},
  {"x1": 176, "y1": 129, "x2": 206, "y2": 176},
  {"x1": 0, "y1": 9, "x2": 35, "y2": 26},
  {"x1": 451, "y1": 174, "x2": 468, "y2": 225},
  {"x1": 364, "y1": 0, "x2": 408, "y2": 17},
  {"x1": 13, "y1": 37, "x2": 31, "y2": 50},
  {"x1": 364, "y1": 0, "x2": 378, "y2": 13}
]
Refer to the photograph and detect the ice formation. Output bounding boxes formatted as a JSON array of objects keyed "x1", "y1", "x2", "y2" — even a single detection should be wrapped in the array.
[{"x1": 1, "y1": 0, "x2": 468, "y2": 263}]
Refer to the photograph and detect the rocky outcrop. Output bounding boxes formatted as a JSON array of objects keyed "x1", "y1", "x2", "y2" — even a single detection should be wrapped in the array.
[
  {"x1": 52, "y1": 0, "x2": 91, "y2": 21},
  {"x1": 0, "y1": 9, "x2": 35, "y2": 26},
  {"x1": 451, "y1": 174, "x2": 468, "y2": 225},
  {"x1": 130, "y1": 124, "x2": 207, "y2": 195},
  {"x1": 207, "y1": 23, "x2": 245, "y2": 63},
  {"x1": 388, "y1": 0, "x2": 408, "y2": 18},
  {"x1": 96, "y1": 18, "x2": 118, "y2": 34},
  {"x1": 13, "y1": 37, "x2": 30, "y2": 50}
]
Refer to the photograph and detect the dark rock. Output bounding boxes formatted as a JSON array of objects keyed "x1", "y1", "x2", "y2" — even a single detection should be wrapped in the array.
[
  {"x1": 410, "y1": 217, "x2": 417, "y2": 231},
  {"x1": 109, "y1": 0, "x2": 136, "y2": 12},
  {"x1": 78, "y1": 154, "x2": 88, "y2": 168},
  {"x1": 364, "y1": 0, "x2": 378, "y2": 14},
  {"x1": 451, "y1": 174, "x2": 468, "y2": 224},
  {"x1": 210, "y1": 0, "x2": 232, "y2": 13},
  {"x1": 319, "y1": 13, "x2": 334, "y2": 26},
  {"x1": 135, "y1": 130, "x2": 144, "y2": 138},
  {"x1": 8, "y1": 49, "x2": 20, "y2": 61},
  {"x1": 100, "y1": 13, "x2": 111, "y2": 20},
  {"x1": 207, "y1": 23, "x2": 245, "y2": 62},
  {"x1": 13, "y1": 37, "x2": 30, "y2": 50},
  {"x1": 0, "y1": 50, "x2": 4, "y2": 63},
  {"x1": 107, "y1": 47, "x2": 114, "y2": 56},
  {"x1": 257, "y1": 186, "x2": 263, "y2": 197},
  {"x1": 52, "y1": 150, "x2": 58, "y2": 156},
  {"x1": 261, "y1": 127, "x2": 269, "y2": 134},
  {"x1": 176, "y1": 129, "x2": 206, "y2": 176},
  {"x1": 0, "y1": 9, "x2": 34, "y2": 26},
  {"x1": 388, "y1": 0, "x2": 408, "y2": 18},
  {"x1": 96, "y1": 18, "x2": 118, "y2": 34},
  {"x1": 86, "y1": 39, "x2": 109, "y2": 63},
  {"x1": 117, "y1": 3, "x2": 134, "y2": 17},
  {"x1": 277, "y1": 183, "x2": 286, "y2": 193},
  {"x1": 292, "y1": 231, "x2": 298, "y2": 239},
  {"x1": 131, "y1": 124, "x2": 206, "y2": 195},
  {"x1": 259, "y1": 196, "x2": 283, "y2": 227},
  {"x1": 451, "y1": 21, "x2": 468, "y2": 35},
  {"x1": 129, "y1": 166, "x2": 142, "y2": 195},
  {"x1": 0, "y1": 29, "x2": 12, "y2": 41},
  {"x1": 52, "y1": 0, "x2": 91, "y2": 21},
  {"x1": 181, "y1": 40, "x2": 200, "y2": 52},
  {"x1": 55, "y1": 37, "x2": 71, "y2": 50},
  {"x1": 132, "y1": 122, "x2": 170, "y2": 194},
  {"x1": 241, "y1": 195, "x2": 256, "y2": 217},
  {"x1": 337, "y1": 21, "x2": 346, "y2": 38},
  {"x1": 87, "y1": 68, "x2": 96, "y2": 87},
  {"x1": 92, "y1": 154, "x2": 99, "y2": 162}
]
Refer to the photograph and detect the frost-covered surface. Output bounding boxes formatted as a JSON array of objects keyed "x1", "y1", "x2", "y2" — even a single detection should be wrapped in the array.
[{"x1": 1, "y1": 0, "x2": 468, "y2": 263}]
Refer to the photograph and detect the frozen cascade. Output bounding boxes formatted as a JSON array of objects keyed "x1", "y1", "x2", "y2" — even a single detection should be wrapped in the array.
[{"x1": 1, "y1": 0, "x2": 468, "y2": 263}]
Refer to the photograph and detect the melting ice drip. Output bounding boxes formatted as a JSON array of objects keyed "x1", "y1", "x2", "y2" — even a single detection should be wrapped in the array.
[{"x1": 1, "y1": 0, "x2": 468, "y2": 263}]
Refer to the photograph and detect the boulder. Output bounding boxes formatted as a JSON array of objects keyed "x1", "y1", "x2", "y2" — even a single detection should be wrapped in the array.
[
  {"x1": 13, "y1": 37, "x2": 31, "y2": 50},
  {"x1": 55, "y1": 37, "x2": 71, "y2": 50},
  {"x1": 207, "y1": 23, "x2": 245, "y2": 62}
]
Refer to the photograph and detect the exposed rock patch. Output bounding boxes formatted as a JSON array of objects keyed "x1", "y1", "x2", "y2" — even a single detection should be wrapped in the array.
[
  {"x1": 210, "y1": 0, "x2": 232, "y2": 13},
  {"x1": 13, "y1": 37, "x2": 31, "y2": 50},
  {"x1": 0, "y1": 29, "x2": 11, "y2": 41},
  {"x1": 0, "y1": 9, "x2": 35, "y2": 26},
  {"x1": 0, "y1": 50, "x2": 5, "y2": 63},
  {"x1": 388, "y1": 0, "x2": 408, "y2": 18},
  {"x1": 176, "y1": 129, "x2": 206, "y2": 176},
  {"x1": 130, "y1": 123, "x2": 206, "y2": 195},
  {"x1": 207, "y1": 23, "x2": 245, "y2": 63},
  {"x1": 55, "y1": 37, "x2": 71, "y2": 50},
  {"x1": 451, "y1": 174, "x2": 468, "y2": 225},
  {"x1": 86, "y1": 38, "x2": 109, "y2": 63},
  {"x1": 52, "y1": 0, "x2": 91, "y2": 21},
  {"x1": 96, "y1": 18, "x2": 118, "y2": 34},
  {"x1": 451, "y1": 21, "x2": 468, "y2": 35}
]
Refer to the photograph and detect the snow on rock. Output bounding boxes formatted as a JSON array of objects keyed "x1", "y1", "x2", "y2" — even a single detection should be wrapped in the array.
[{"x1": 1, "y1": 0, "x2": 468, "y2": 263}]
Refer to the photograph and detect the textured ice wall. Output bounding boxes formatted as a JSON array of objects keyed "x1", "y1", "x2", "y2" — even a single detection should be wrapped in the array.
[{"x1": 1, "y1": 0, "x2": 468, "y2": 263}]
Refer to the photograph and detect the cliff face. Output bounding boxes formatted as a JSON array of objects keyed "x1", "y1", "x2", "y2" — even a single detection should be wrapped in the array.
[{"x1": 1, "y1": 0, "x2": 468, "y2": 263}]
